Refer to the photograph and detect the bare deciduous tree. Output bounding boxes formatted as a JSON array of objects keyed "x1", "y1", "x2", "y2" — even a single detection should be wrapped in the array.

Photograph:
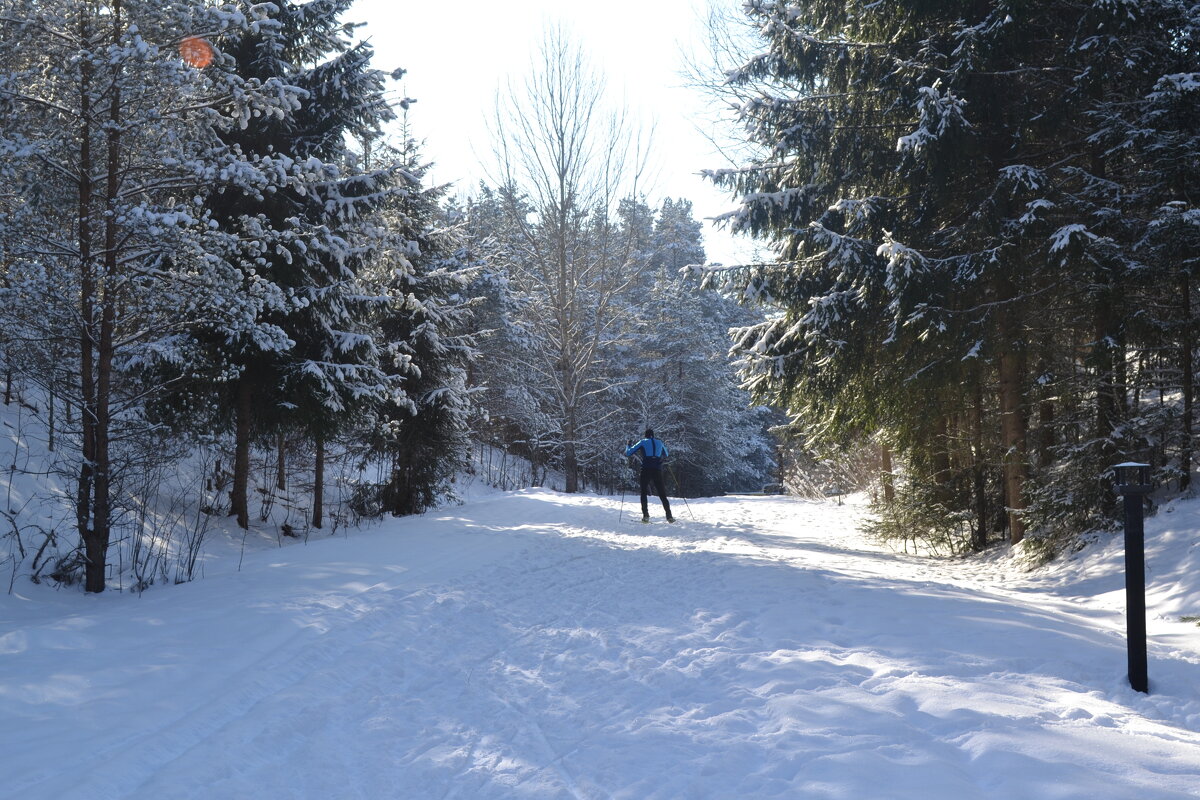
[{"x1": 488, "y1": 27, "x2": 652, "y2": 492}]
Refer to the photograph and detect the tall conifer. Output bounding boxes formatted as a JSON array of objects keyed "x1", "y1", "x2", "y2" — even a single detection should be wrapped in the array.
[
  {"x1": 185, "y1": 0, "x2": 399, "y2": 529},
  {"x1": 710, "y1": 0, "x2": 1199, "y2": 549}
]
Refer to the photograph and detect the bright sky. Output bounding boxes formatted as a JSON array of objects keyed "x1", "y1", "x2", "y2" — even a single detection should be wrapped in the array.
[{"x1": 352, "y1": 0, "x2": 758, "y2": 265}]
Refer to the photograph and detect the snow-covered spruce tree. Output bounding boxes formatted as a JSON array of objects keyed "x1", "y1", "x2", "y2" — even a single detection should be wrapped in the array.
[
  {"x1": 580, "y1": 196, "x2": 656, "y2": 493},
  {"x1": 656, "y1": 199, "x2": 778, "y2": 495},
  {"x1": 707, "y1": 0, "x2": 1199, "y2": 552},
  {"x1": 487, "y1": 28, "x2": 650, "y2": 493},
  {"x1": 981, "y1": 1, "x2": 1200, "y2": 543},
  {"x1": 702, "y1": 0, "x2": 1011, "y2": 549},
  {"x1": 161, "y1": 0, "x2": 399, "y2": 531},
  {"x1": 613, "y1": 198, "x2": 776, "y2": 496},
  {"x1": 1077, "y1": 1, "x2": 1200, "y2": 494},
  {"x1": 461, "y1": 185, "x2": 560, "y2": 481},
  {"x1": 1010, "y1": 0, "x2": 1200, "y2": 540},
  {"x1": 360, "y1": 136, "x2": 479, "y2": 517},
  {"x1": 0, "y1": 0, "x2": 301, "y2": 591}
]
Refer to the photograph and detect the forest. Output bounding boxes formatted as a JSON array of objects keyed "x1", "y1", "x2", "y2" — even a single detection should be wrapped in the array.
[
  {"x1": 703, "y1": 0, "x2": 1199, "y2": 557},
  {"x1": 0, "y1": 0, "x2": 776, "y2": 593},
  {"x1": 1, "y1": 0, "x2": 1197, "y2": 593}
]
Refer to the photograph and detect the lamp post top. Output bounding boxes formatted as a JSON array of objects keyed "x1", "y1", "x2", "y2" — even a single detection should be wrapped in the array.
[{"x1": 1114, "y1": 462, "x2": 1153, "y2": 496}]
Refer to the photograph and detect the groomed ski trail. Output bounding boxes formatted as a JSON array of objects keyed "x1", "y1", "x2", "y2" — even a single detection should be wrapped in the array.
[{"x1": 2, "y1": 490, "x2": 1199, "y2": 799}]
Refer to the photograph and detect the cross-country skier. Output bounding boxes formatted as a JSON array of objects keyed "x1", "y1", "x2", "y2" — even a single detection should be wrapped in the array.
[{"x1": 625, "y1": 428, "x2": 674, "y2": 523}]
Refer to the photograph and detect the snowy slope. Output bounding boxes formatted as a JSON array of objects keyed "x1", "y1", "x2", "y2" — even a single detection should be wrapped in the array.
[{"x1": 1, "y1": 489, "x2": 1199, "y2": 799}]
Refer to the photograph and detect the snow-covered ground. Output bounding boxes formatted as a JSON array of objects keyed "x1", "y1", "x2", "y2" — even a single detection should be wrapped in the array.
[{"x1": 2, "y1": 487, "x2": 1199, "y2": 799}]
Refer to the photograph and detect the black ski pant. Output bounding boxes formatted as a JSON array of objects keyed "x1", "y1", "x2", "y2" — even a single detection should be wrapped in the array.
[{"x1": 640, "y1": 468, "x2": 672, "y2": 519}]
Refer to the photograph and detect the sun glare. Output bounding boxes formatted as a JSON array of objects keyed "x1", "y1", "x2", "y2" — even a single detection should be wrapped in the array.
[{"x1": 180, "y1": 36, "x2": 214, "y2": 69}]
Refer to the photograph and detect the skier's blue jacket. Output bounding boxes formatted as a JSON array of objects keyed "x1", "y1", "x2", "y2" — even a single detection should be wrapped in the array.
[{"x1": 625, "y1": 437, "x2": 668, "y2": 470}]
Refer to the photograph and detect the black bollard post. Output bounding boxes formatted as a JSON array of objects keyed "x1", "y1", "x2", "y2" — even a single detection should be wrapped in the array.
[{"x1": 1115, "y1": 462, "x2": 1152, "y2": 694}]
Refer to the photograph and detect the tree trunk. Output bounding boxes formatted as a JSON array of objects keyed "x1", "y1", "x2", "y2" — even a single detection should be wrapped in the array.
[
  {"x1": 563, "y1": 404, "x2": 579, "y2": 493},
  {"x1": 276, "y1": 431, "x2": 287, "y2": 491},
  {"x1": 880, "y1": 443, "x2": 895, "y2": 504},
  {"x1": 1037, "y1": 400, "x2": 1055, "y2": 469},
  {"x1": 998, "y1": 346, "x2": 1028, "y2": 545},
  {"x1": 81, "y1": 0, "x2": 123, "y2": 593},
  {"x1": 1093, "y1": 276, "x2": 1124, "y2": 517},
  {"x1": 88, "y1": 284, "x2": 114, "y2": 594},
  {"x1": 75, "y1": 6, "x2": 96, "y2": 572},
  {"x1": 563, "y1": 444, "x2": 579, "y2": 492},
  {"x1": 386, "y1": 458, "x2": 410, "y2": 516},
  {"x1": 1094, "y1": 312, "x2": 1120, "y2": 453},
  {"x1": 1091, "y1": 141, "x2": 1124, "y2": 511},
  {"x1": 1181, "y1": 271, "x2": 1194, "y2": 491},
  {"x1": 312, "y1": 432, "x2": 324, "y2": 529},
  {"x1": 971, "y1": 373, "x2": 988, "y2": 552},
  {"x1": 933, "y1": 414, "x2": 952, "y2": 487},
  {"x1": 231, "y1": 377, "x2": 251, "y2": 530}
]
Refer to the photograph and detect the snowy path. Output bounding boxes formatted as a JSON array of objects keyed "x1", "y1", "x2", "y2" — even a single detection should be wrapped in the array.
[{"x1": 2, "y1": 490, "x2": 1199, "y2": 799}]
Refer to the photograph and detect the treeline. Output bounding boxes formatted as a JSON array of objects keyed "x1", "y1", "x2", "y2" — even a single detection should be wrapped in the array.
[
  {"x1": 705, "y1": 0, "x2": 1198, "y2": 553},
  {"x1": 461, "y1": 29, "x2": 775, "y2": 500},
  {"x1": 0, "y1": 3, "x2": 774, "y2": 592}
]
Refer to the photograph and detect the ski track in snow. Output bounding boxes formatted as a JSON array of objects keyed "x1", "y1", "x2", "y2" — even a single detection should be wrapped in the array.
[{"x1": 2, "y1": 490, "x2": 1199, "y2": 799}]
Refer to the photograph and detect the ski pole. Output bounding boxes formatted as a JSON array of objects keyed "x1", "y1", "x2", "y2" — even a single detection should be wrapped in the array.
[
  {"x1": 667, "y1": 463, "x2": 695, "y2": 521},
  {"x1": 619, "y1": 448, "x2": 637, "y2": 523}
]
